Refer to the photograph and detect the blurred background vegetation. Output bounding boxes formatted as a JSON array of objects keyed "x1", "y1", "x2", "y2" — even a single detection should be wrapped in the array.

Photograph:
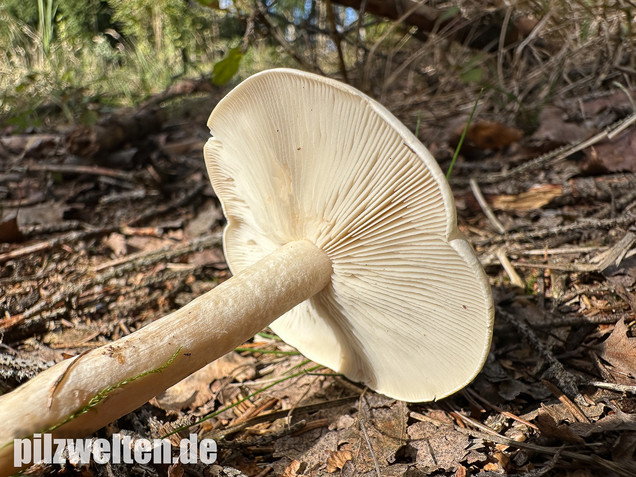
[{"x1": 1, "y1": 0, "x2": 634, "y2": 133}]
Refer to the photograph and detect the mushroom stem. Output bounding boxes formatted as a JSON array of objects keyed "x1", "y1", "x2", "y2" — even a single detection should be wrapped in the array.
[{"x1": 0, "y1": 240, "x2": 332, "y2": 475}]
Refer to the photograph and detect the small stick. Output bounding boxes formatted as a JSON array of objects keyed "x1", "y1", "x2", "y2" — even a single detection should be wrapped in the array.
[
  {"x1": 541, "y1": 379, "x2": 590, "y2": 423},
  {"x1": 290, "y1": 418, "x2": 330, "y2": 435},
  {"x1": 22, "y1": 221, "x2": 83, "y2": 238},
  {"x1": 607, "y1": 112, "x2": 636, "y2": 139},
  {"x1": 359, "y1": 418, "x2": 381, "y2": 477},
  {"x1": 464, "y1": 388, "x2": 539, "y2": 430},
  {"x1": 358, "y1": 393, "x2": 381, "y2": 477},
  {"x1": 515, "y1": 246, "x2": 605, "y2": 256},
  {"x1": 25, "y1": 164, "x2": 136, "y2": 182},
  {"x1": 483, "y1": 214, "x2": 636, "y2": 245},
  {"x1": 210, "y1": 395, "x2": 359, "y2": 441},
  {"x1": 497, "y1": 308, "x2": 583, "y2": 404},
  {"x1": 0, "y1": 228, "x2": 113, "y2": 265},
  {"x1": 126, "y1": 183, "x2": 205, "y2": 227},
  {"x1": 325, "y1": 0, "x2": 348, "y2": 83},
  {"x1": 448, "y1": 410, "x2": 501, "y2": 438},
  {"x1": 0, "y1": 234, "x2": 222, "y2": 333},
  {"x1": 233, "y1": 397, "x2": 278, "y2": 425},
  {"x1": 496, "y1": 248, "x2": 525, "y2": 288},
  {"x1": 512, "y1": 231, "x2": 635, "y2": 272},
  {"x1": 588, "y1": 381, "x2": 636, "y2": 394},
  {"x1": 94, "y1": 233, "x2": 222, "y2": 273},
  {"x1": 438, "y1": 412, "x2": 632, "y2": 477},
  {"x1": 494, "y1": 312, "x2": 623, "y2": 331},
  {"x1": 469, "y1": 178, "x2": 506, "y2": 234},
  {"x1": 474, "y1": 112, "x2": 636, "y2": 184}
]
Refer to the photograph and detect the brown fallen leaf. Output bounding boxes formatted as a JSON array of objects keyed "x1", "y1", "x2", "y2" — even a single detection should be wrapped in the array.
[
  {"x1": 604, "y1": 254, "x2": 636, "y2": 290},
  {"x1": 185, "y1": 203, "x2": 223, "y2": 239},
  {"x1": 407, "y1": 420, "x2": 470, "y2": 472},
  {"x1": 448, "y1": 118, "x2": 523, "y2": 161},
  {"x1": 348, "y1": 398, "x2": 408, "y2": 472},
  {"x1": 153, "y1": 352, "x2": 256, "y2": 412},
  {"x1": 535, "y1": 410, "x2": 585, "y2": 444},
  {"x1": 454, "y1": 465, "x2": 468, "y2": 477},
  {"x1": 596, "y1": 318, "x2": 636, "y2": 385},
  {"x1": 326, "y1": 449, "x2": 353, "y2": 473},
  {"x1": 162, "y1": 138, "x2": 206, "y2": 157},
  {"x1": 0, "y1": 134, "x2": 61, "y2": 156},
  {"x1": 582, "y1": 89, "x2": 636, "y2": 118},
  {"x1": 17, "y1": 202, "x2": 67, "y2": 226},
  {"x1": 282, "y1": 460, "x2": 306, "y2": 477},
  {"x1": 167, "y1": 462, "x2": 184, "y2": 477},
  {"x1": 0, "y1": 216, "x2": 24, "y2": 243},
  {"x1": 612, "y1": 432, "x2": 636, "y2": 468},
  {"x1": 532, "y1": 105, "x2": 593, "y2": 146},
  {"x1": 491, "y1": 184, "x2": 563, "y2": 211},
  {"x1": 104, "y1": 232, "x2": 127, "y2": 257},
  {"x1": 569, "y1": 408, "x2": 636, "y2": 437},
  {"x1": 469, "y1": 120, "x2": 523, "y2": 149},
  {"x1": 482, "y1": 459, "x2": 504, "y2": 473},
  {"x1": 583, "y1": 127, "x2": 636, "y2": 173}
]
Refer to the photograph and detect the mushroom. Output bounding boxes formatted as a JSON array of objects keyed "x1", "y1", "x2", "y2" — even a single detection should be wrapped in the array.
[{"x1": 0, "y1": 68, "x2": 493, "y2": 474}]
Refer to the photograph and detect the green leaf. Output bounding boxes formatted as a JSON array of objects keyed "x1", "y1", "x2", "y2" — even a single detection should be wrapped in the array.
[
  {"x1": 460, "y1": 67, "x2": 483, "y2": 84},
  {"x1": 194, "y1": 0, "x2": 220, "y2": 8},
  {"x1": 439, "y1": 6, "x2": 460, "y2": 23},
  {"x1": 580, "y1": 19, "x2": 590, "y2": 41},
  {"x1": 212, "y1": 47, "x2": 243, "y2": 86}
]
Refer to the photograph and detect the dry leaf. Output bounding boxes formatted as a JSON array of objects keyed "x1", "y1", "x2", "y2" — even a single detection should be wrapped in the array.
[
  {"x1": 604, "y1": 254, "x2": 636, "y2": 288},
  {"x1": 274, "y1": 396, "x2": 400, "y2": 475},
  {"x1": 491, "y1": 184, "x2": 563, "y2": 211},
  {"x1": 569, "y1": 408, "x2": 636, "y2": 437},
  {"x1": 185, "y1": 203, "x2": 222, "y2": 238},
  {"x1": 584, "y1": 128, "x2": 636, "y2": 173},
  {"x1": 454, "y1": 120, "x2": 523, "y2": 151},
  {"x1": 454, "y1": 465, "x2": 468, "y2": 477},
  {"x1": 104, "y1": 232, "x2": 127, "y2": 257},
  {"x1": 282, "y1": 460, "x2": 306, "y2": 477},
  {"x1": 154, "y1": 352, "x2": 255, "y2": 412},
  {"x1": 127, "y1": 235, "x2": 174, "y2": 253},
  {"x1": 167, "y1": 462, "x2": 184, "y2": 477},
  {"x1": 347, "y1": 398, "x2": 408, "y2": 472},
  {"x1": 0, "y1": 134, "x2": 60, "y2": 155},
  {"x1": 596, "y1": 319, "x2": 636, "y2": 385},
  {"x1": 326, "y1": 449, "x2": 353, "y2": 472},
  {"x1": 17, "y1": 202, "x2": 67, "y2": 226},
  {"x1": 611, "y1": 432, "x2": 636, "y2": 468},
  {"x1": 581, "y1": 88, "x2": 636, "y2": 119},
  {"x1": 407, "y1": 420, "x2": 470, "y2": 472},
  {"x1": 189, "y1": 248, "x2": 226, "y2": 267},
  {"x1": 532, "y1": 105, "x2": 592, "y2": 146},
  {"x1": 467, "y1": 120, "x2": 523, "y2": 149},
  {"x1": 535, "y1": 410, "x2": 585, "y2": 444},
  {"x1": 483, "y1": 460, "x2": 503, "y2": 472},
  {"x1": 0, "y1": 216, "x2": 24, "y2": 243},
  {"x1": 162, "y1": 138, "x2": 206, "y2": 157}
]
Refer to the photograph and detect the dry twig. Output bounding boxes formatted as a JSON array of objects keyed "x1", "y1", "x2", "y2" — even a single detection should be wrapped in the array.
[{"x1": 496, "y1": 307, "x2": 584, "y2": 405}]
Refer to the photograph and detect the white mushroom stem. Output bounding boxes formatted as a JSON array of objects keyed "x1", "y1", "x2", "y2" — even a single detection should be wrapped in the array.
[{"x1": 0, "y1": 240, "x2": 332, "y2": 476}]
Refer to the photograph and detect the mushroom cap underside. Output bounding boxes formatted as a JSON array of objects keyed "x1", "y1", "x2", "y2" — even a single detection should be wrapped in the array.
[{"x1": 204, "y1": 68, "x2": 494, "y2": 402}]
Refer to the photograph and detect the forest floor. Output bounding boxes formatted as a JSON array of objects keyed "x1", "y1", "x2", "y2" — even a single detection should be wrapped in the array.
[{"x1": 1, "y1": 75, "x2": 636, "y2": 477}]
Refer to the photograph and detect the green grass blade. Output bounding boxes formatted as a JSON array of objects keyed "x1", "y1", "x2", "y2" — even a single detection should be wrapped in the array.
[{"x1": 446, "y1": 88, "x2": 483, "y2": 180}]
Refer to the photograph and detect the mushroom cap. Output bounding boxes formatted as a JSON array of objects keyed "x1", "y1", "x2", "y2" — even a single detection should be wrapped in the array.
[{"x1": 204, "y1": 68, "x2": 494, "y2": 402}]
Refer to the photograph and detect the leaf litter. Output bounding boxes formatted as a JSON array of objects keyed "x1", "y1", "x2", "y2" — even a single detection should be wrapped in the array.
[{"x1": 1, "y1": 78, "x2": 636, "y2": 477}]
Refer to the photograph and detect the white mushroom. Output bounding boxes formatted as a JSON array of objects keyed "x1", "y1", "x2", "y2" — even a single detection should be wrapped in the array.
[
  {"x1": 206, "y1": 68, "x2": 494, "y2": 400},
  {"x1": 0, "y1": 68, "x2": 493, "y2": 475}
]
